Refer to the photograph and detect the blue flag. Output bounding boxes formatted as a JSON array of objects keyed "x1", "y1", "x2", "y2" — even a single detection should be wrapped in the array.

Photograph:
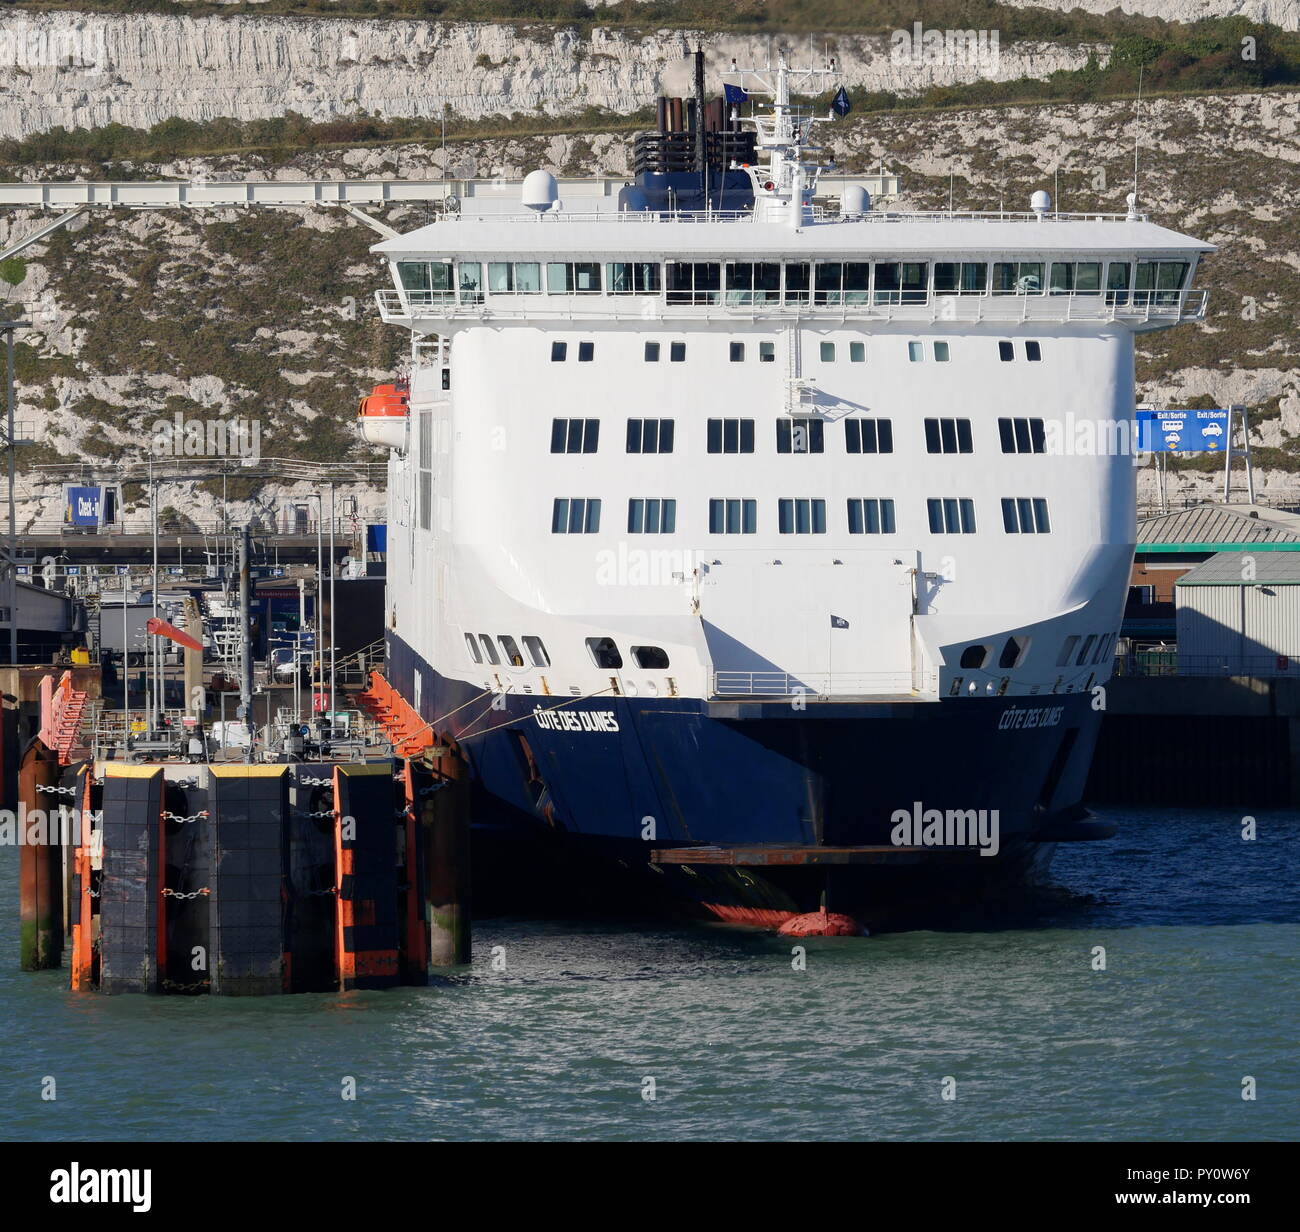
[
  {"x1": 831, "y1": 86, "x2": 851, "y2": 117},
  {"x1": 723, "y1": 83, "x2": 748, "y2": 106},
  {"x1": 831, "y1": 615, "x2": 850, "y2": 629}
]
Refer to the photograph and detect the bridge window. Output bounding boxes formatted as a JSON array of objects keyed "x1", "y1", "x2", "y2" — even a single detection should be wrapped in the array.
[
  {"x1": 925, "y1": 418, "x2": 973, "y2": 454},
  {"x1": 707, "y1": 418, "x2": 754, "y2": 453},
  {"x1": 874, "y1": 261, "x2": 928, "y2": 304},
  {"x1": 992, "y1": 261, "x2": 1043, "y2": 295},
  {"x1": 1001, "y1": 497, "x2": 1051, "y2": 533},
  {"x1": 632, "y1": 646, "x2": 670, "y2": 669},
  {"x1": 552, "y1": 498, "x2": 601, "y2": 534},
  {"x1": 550, "y1": 418, "x2": 599, "y2": 454},
  {"x1": 397, "y1": 261, "x2": 453, "y2": 302},
  {"x1": 457, "y1": 262, "x2": 484, "y2": 303},
  {"x1": 523, "y1": 636, "x2": 551, "y2": 667},
  {"x1": 627, "y1": 498, "x2": 677, "y2": 534},
  {"x1": 1106, "y1": 261, "x2": 1131, "y2": 305},
  {"x1": 778, "y1": 498, "x2": 826, "y2": 534},
  {"x1": 607, "y1": 261, "x2": 660, "y2": 294},
  {"x1": 845, "y1": 419, "x2": 893, "y2": 453},
  {"x1": 933, "y1": 262, "x2": 987, "y2": 294},
  {"x1": 726, "y1": 261, "x2": 782, "y2": 304},
  {"x1": 847, "y1": 498, "x2": 896, "y2": 534},
  {"x1": 666, "y1": 261, "x2": 721, "y2": 305},
  {"x1": 998, "y1": 417, "x2": 1046, "y2": 454},
  {"x1": 465, "y1": 632, "x2": 482, "y2": 664},
  {"x1": 1049, "y1": 261, "x2": 1102, "y2": 294},
  {"x1": 1135, "y1": 260, "x2": 1190, "y2": 306},
  {"x1": 813, "y1": 261, "x2": 871, "y2": 306},
  {"x1": 514, "y1": 262, "x2": 542, "y2": 293},
  {"x1": 709, "y1": 499, "x2": 757, "y2": 534},
  {"x1": 783, "y1": 262, "x2": 811, "y2": 305},
  {"x1": 644, "y1": 341, "x2": 660, "y2": 362},
  {"x1": 927, "y1": 498, "x2": 976, "y2": 534},
  {"x1": 776, "y1": 420, "x2": 824, "y2": 453},
  {"x1": 626, "y1": 418, "x2": 674, "y2": 453},
  {"x1": 487, "y1": 262, "x2": 514, "y2": 293},
  {"x1": 586, "y1": 637, "x2": 622, "y2": 669},
  {"x1": 547, "y1": 261, "x2": 601, "y2": 293}
]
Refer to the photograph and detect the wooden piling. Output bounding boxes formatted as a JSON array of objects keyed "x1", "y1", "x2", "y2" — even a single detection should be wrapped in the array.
[
  {"x1": 425, "y1": 740, "x2": 471, "y2": 967},
  {"x1": 18, "y1": 738, "x2": 63, "y2": 970}
]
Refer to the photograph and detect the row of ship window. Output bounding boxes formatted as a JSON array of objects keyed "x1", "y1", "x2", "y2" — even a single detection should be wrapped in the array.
[
  {"x1": 552, "y1": 416, "x2": 1048, "y2": 456},
  {"x1": 549, "y1": 339, "x2": 1042, "y2": 363},
  {"x1": 464, "y1": 631, "x2": 670, "y2": 672},
  {"x1": 397, "y1": 259, "x2": 1191, "y2": 305},
  {"x1": 551, "y1": 496, "x2": 1051, "y2": 536}
]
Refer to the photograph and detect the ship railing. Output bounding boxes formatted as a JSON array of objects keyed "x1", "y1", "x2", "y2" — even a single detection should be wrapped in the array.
[
  {"x1": 1114, "y1": 651, "x2": 1300, "y2": 679},
  {"x1": 377, "y1": 288, "x2": 1207, "y2": 326},
  {"x1": 711, "y1": 669, "x2": 936, "y2": 699},
  {"x1": 431, "y1": 206, "x2": 1146, "y2": 225}
]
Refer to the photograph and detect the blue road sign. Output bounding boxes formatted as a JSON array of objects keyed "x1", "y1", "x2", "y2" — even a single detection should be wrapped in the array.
[{"x1": 1136, "y1": 408, "x2": 1230, "y2": 452}]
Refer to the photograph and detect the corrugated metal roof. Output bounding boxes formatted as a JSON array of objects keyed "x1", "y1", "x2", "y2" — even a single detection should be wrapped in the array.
[
  {"x1": 1136, "y1": 503, "x2": 1300, "y2": 546},
  {"x1": 1176, "y1": 551, "x2": 1300, "y2": 586}
]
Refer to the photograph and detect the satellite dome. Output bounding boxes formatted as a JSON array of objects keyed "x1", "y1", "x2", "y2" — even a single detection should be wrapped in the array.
[
  {"x1": 522, "y1": 169, "x2": 559, "y2": 211},
  {"x1": 1030, "y1": 189, "x2": 1051, "y2": 214},
  {"x1": 840, "y1": 184, "x2": 870, "y2": 216}
]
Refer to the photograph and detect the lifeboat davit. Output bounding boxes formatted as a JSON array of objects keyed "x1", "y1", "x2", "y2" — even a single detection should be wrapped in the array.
[{"x1": 358, "y1": 380, "x2": 409, "y2": 450}]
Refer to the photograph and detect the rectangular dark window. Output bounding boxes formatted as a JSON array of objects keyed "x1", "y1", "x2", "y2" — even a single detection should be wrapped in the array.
[
  {"x1": 546, "y1": 262, "x2": 601, "y2": 293},
  {"x1": 627, "y1": 498, "x2": 677, "y2": 534},
  {"x1": 998, "y1": 417, "x2": 1046, "y2": 454},
  {"x1": 551, "y1": 418, "x2": 599, "y2": 454},
  {"x1": 551, "y1": 341, "x2": 568, "y2": 362},
  {"x1": 776, "y1": 420, "x2": 825, "y2": 454},
  {"x1": 626, "y1": 418, "x2": 674, "y2": 454},
  {"x1": 845, "y1": 419, "x2": 894, "y2": 454},
  {"x1": 924, "y1": 418, "x2": 973, "y2": 454},
  {"x1": 709, "y1": 499, "x2": 757, "y2": 534},
  {"x1": 644, "y1": 341, "x2": 660, "y2": 362},
  {"x1": 927, "y1": 498, "x2": 976, "y2": 534},
  {"x1": 1001, "y1": 497, "x2": 1051, "y2": 534},
  {"x1": 730, "y1": 342, "x2": 745, "y2": 362},
  {"x1": 783, "y1": 262, "x2": 811, "y2": 304},
  {"x1": 998, "y1": 341, "x2": 1014, "y2": 362},
  {"x1": 707, "y1": 418, "x2": 755, "y2": 454},
  {"x1": 665, "y1": 262, "x2": 721, "y2": 305},
  {"x1": 577, "y1": 341, "x2": 595, "y2": 362},
  {"x1": 670, "y1": 341, "x2": 686, "y2": 362},
  {"x1": 551, "y1": 498, "x2": 601, "y2": 534},
  {"x1": 847, "y1": 498, "x2": 896, "y2": 534},
  {"x1": 778, "y1": 498, "x2": 827, "y2": 534},
  {"x1": 606, "y1": 262, "x2": 660, "y2": 294},
  {"x1": 1025, "y1": 340, "x2": 1041, "y2": 362}
]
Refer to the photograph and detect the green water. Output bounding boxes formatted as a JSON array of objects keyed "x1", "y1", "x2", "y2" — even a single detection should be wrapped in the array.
[{"x1": 1, "y1": 808, "x2": 1295, "y2": 1141}]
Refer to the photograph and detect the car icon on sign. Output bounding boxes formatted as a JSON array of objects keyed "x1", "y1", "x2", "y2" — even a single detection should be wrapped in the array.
[{"x1": 1202, "y1": 422, "x2": 1223, "y2": 437}]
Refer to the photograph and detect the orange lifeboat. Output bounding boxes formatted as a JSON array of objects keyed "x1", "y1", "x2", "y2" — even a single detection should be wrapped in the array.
[{"x1": 358, "y1": 380, "x2": 409, "y2": 450}]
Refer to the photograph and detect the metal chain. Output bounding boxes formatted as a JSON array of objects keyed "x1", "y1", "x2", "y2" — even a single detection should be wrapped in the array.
[
  {"x1": 162, "y1": 810, "x2": 209, "y2": 823},
  {"x1": 161, "y1": 887, "x2": 210, "y2": 900},
  {"x1": 162, "y1": 978, "x2": 211, "y2": 992},
  {"x1": 299, "y1": 776, "x2": 333, "y2": 786},
  {"x1": 36, "y1": 784, "x2": 77, "y2": 796},
  {"x1": 306, "y1": 809, "x2": 337, "y2": 818}
]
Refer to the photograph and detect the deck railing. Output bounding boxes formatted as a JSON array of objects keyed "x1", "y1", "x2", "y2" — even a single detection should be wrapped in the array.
[{"x1": 711, "y1": 669, "x2": 935, "y2": 698}]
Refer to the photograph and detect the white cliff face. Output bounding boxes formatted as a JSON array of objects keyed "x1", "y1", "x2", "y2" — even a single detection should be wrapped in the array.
[
  {"x1": 0, "y1": 11, "x2": 1103, "y2": 139},
  {"x1": 996, "y1": 0, "x2": 1300, "y2": 32}
]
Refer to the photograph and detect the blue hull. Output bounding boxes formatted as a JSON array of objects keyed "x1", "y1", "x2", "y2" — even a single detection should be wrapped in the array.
[{"x1": 387, "y1": 633, "x2": 1101, "y2": 924}]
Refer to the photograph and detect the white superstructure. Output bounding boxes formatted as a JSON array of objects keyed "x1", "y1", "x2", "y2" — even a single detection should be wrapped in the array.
[{"x1": 366, "y1": 59, "x2": 1211, "y2": 718}]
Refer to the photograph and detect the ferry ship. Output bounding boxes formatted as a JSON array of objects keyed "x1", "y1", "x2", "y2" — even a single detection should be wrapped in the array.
[{"x1": 361, "y1": 58, "x2": 1212, "y2": 928}]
